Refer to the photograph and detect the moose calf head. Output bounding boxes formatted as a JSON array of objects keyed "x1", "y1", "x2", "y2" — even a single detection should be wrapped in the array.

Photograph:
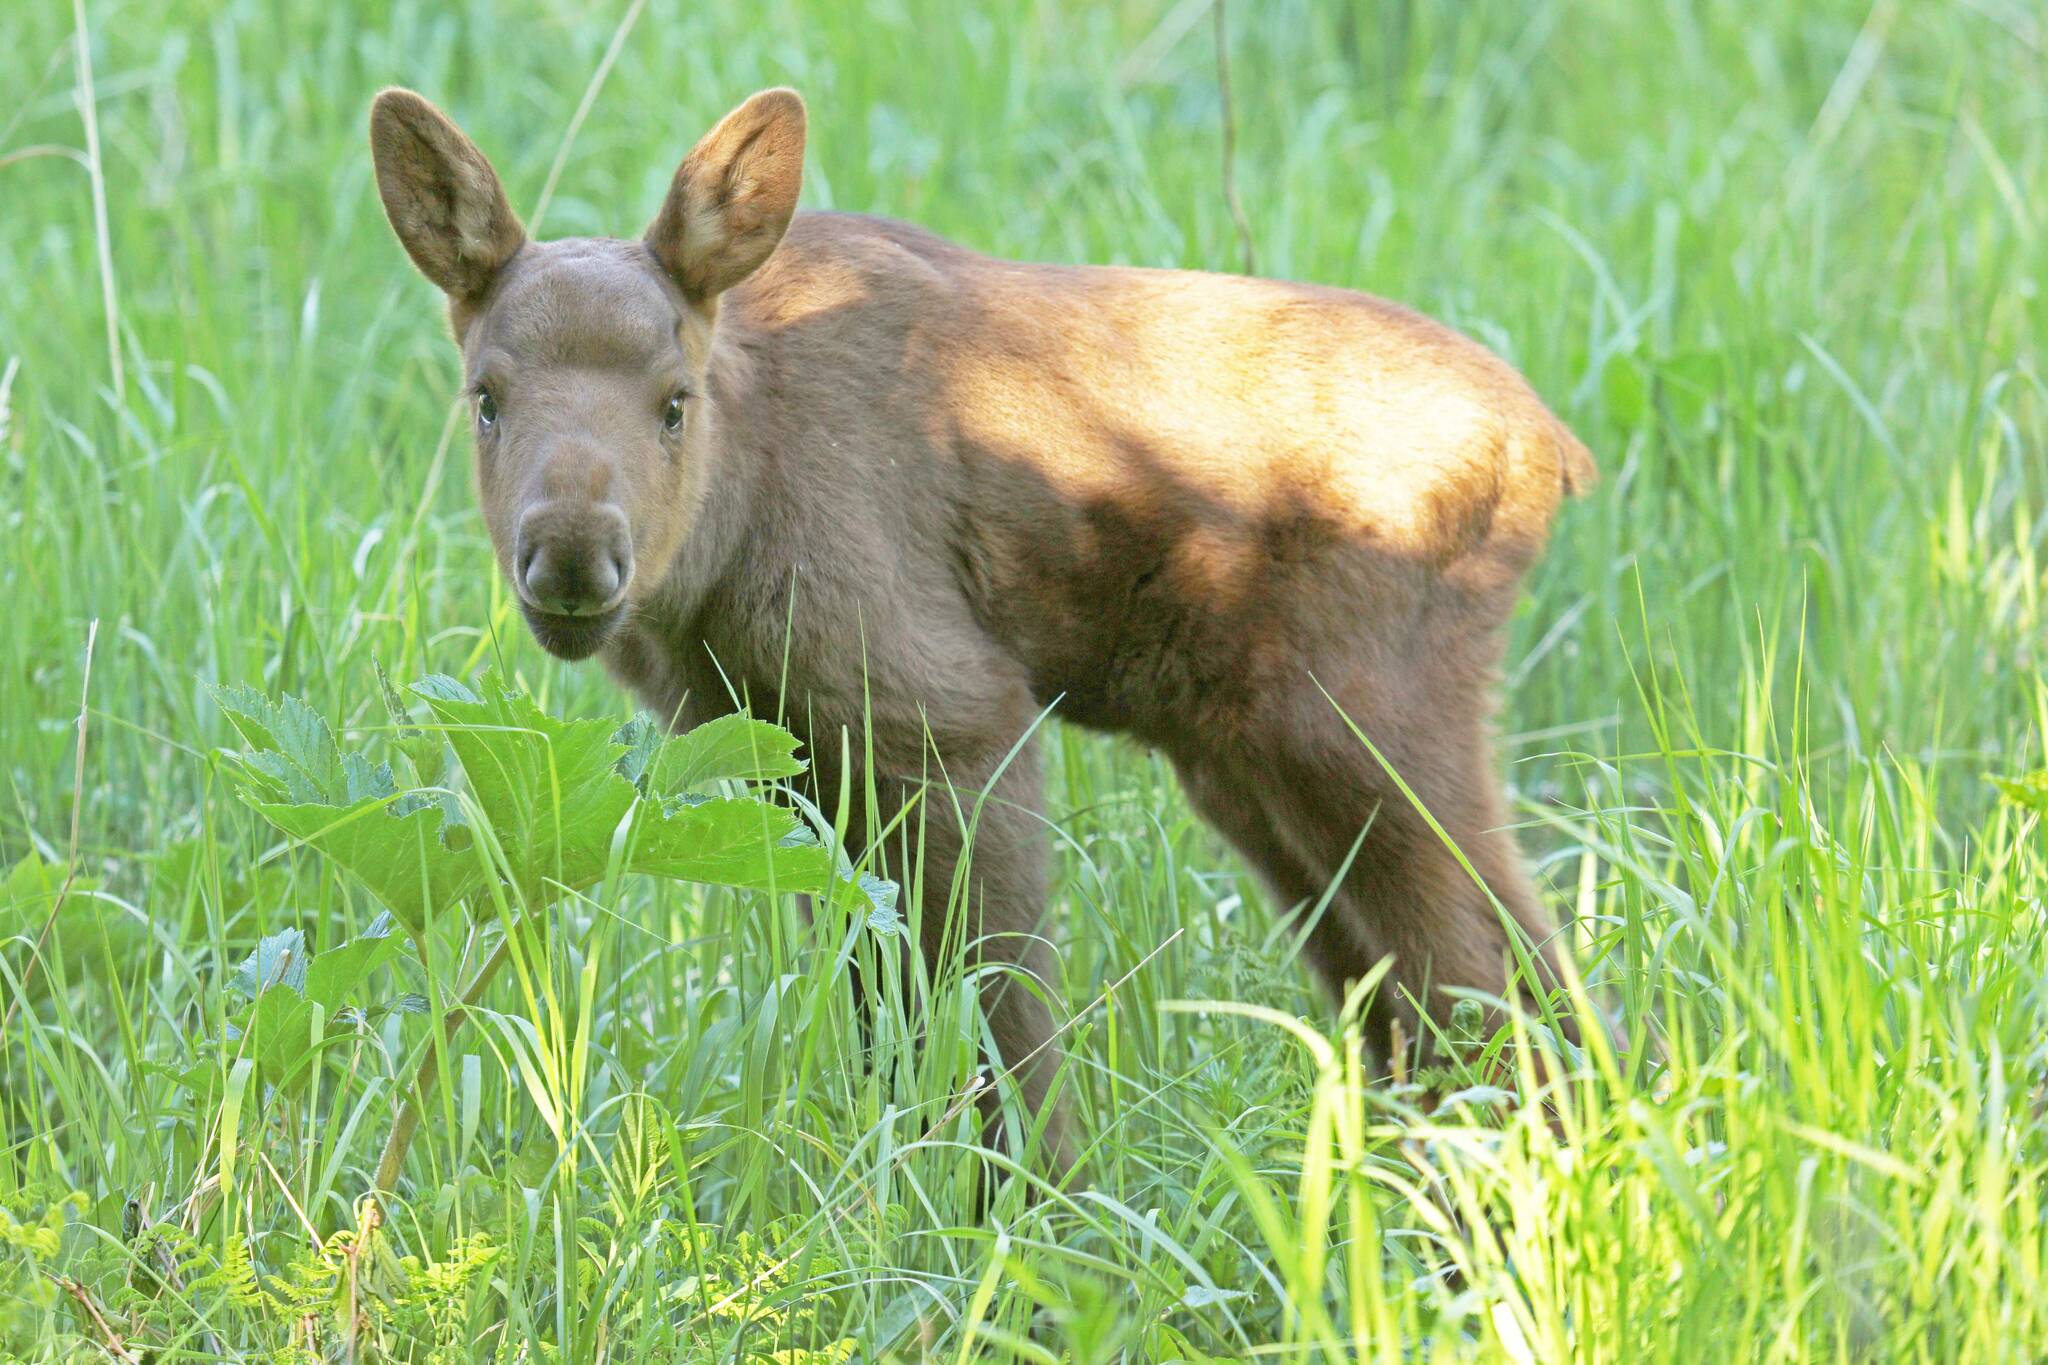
[{"x1": 368, "y1": 87, "x2": 806, "y2": 659}]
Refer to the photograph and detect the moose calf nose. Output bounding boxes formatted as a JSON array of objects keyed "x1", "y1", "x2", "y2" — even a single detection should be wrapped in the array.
[{"x1": 514, "y1": 503, "x2": 633, "y2": 617}]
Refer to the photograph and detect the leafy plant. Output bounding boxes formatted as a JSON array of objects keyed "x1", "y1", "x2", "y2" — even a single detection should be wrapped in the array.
[
  {"x1": 0, "y1": 1188, "x2": 86, "y2": 1345},
  {"x1": 95, "y1": 1196, "x2": 501, "y2": 1360},
  {"x1": 211, "y1": 674, "x2": 871, "y2": 1191},
  {"x1": 212, "y1": 912, "x2": 410, "y2": 1095},
  {"x1": 214, "y1": 677, "x2": 837, "y2": 934}
]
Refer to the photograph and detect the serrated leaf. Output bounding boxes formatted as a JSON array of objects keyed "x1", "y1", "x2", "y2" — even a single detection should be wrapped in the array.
[
  {"x1": 251, "y1": 792, "x2": 485, "y2": 936},
  {"x1": 221, "y1": 915, "x2": 405, "y2": 1094},
  {"x1": 148, "y1": 1058, "x2": 224, "y2": 1106},
  {"x1": 227, "y1": 986, "x2": 320, "y2": 1092},
  {"x1": 212, "y1": 686, "x2": 348, "y2": 804},
  {"x1": 622, "y1": 797, "x2": 834, "y2": 892},
  {"x1": 859, "y1": 873, "x2": 902, "y2": 936},
  {"x1": 302, "y1": 911, "x2": 399, "y2": 1011},
  {"x1": 614, "y1": 714, "x2": 665, "y2": 791},
  {"x1": 220, "y1": 676, "x2": 835, "y2": 931},
  {"x1": 650, "y1": 713, "x2": 807, "y2": 791},
  {"x1": 212, "y1": 683, "x2": 281, "y2": 753},
  {"x1": 342, "y1": 752, "x2": 399, "y2": 804},
  {"x1": 411, "y1": 673, "x2": 480, "y2": 704},
  {"x1": 229, "y1": 927, "x2": 307, "y2": 996},
  {"x1": 413, "y1": 677, "x2": 642, "y2": 902}
]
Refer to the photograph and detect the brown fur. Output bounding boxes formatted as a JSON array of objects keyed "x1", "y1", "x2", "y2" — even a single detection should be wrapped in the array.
[{"x1": 369, "y1": 87, "x2": 1595, "y2": 1172}]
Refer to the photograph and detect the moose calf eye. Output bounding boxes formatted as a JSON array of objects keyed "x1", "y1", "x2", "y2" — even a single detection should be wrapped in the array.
[
  {"x1": 476, "y1": 391, "x2": 498, "y2": 428},
  {"x1": 662, "y1": 395, "x2": 685, "y2": 433}
]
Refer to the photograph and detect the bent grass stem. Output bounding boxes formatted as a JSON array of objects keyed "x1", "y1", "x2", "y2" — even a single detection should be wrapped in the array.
[{"x1": 374, "y1": 930, "x2": 516, "y2": 1194}]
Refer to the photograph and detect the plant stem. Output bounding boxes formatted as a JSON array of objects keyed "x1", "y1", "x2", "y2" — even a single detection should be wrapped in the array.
[
  {"x1": 1213, "y1": 0, "x2": 1257, "y2": 275},
  {"x1": 373, "y1": 931, "x2": 515, "y2": 1194}
]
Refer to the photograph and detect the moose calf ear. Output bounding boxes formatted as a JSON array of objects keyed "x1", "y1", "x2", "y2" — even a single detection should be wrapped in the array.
[
  {"x1": 645, "y1": 89, "x2": 806, "y2": 302},
  {"x1": 369, "y1": 89, "x2": 525, "y2": 300}
]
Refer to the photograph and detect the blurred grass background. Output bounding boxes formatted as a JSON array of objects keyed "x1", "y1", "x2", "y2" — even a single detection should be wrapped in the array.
[{"x1": 2, "y1": 0, "x2": 2046, "y2": 1359}]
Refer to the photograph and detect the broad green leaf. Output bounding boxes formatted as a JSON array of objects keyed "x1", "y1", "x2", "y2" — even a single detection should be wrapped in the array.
[
  {"x1": 621, "y1": 797, "x2": 834, "y2": 893},
  {"x1": 413, "y1": 678, "x2": 833, "y2": 901},
  {"x1": 1, "y1": 853, "x2": 102, "y2": 916},
  {"x1": 228, "y1": 927, "x2": 307, "y2": 996},
  {"x1": 650, "y1": 713, "x2": 807, "y2": 791},
  {"x1": 412, "y1": 677, "x2": 641, "y2": 903},
  {"x1": 302, "y1": 910, "x2": 399, "y2": 1011},
  {"x1": 250, "y1": 792, "x2": 484, "y2": 936},
  {"x1": 213, "y1": 685, "x2": 349, "y2": 804},
  {"x1": 614, "y1": 714, "x2": 666, "y2": 791},
  {"x1": 410, "y1": 673, "x2": 481, "y2": 704},
  {"x1": 147, "y1": 1058, "x2": 224, "y2": 1109},
  {"x1": 228, "y1": 986, "x2": 318, "y2": 1092},
  {"x1": 217, "y1": 674, "x2": 872, "y2": 933},
  {"x1": 1, "y1": 855, "x2": 130, "y2": 985},
  {"x1": 222, "y1": 914, "x2": 402, "y2": 1094},
  {"x1": 858, "y1": 873, "x2": 902, "y2": 936},
  {"x1": 211, "y1": 682, "x2": 283, "y2": 753},
  {"x1": 372, "y1": 654, "x2": 444, "y2": 778}
]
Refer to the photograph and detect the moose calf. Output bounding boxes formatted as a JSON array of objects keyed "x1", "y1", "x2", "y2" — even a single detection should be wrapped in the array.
[{"x1": 370, "y1": 87, "x2": 1593, "y2": 1170}]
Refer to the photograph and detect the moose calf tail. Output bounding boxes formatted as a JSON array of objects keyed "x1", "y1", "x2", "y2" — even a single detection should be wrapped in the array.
[{"x1": 1553, "y1": 414, "x2": 1598, "y2": 496}]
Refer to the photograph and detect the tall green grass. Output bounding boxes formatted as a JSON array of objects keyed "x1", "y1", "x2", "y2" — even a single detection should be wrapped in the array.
[{"x1": 3, "y1": 0, "x2": 2045, "y2": 1358}]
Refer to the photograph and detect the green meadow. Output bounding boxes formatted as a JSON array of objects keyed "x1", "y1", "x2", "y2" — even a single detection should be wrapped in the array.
[{"x1": 3, "y1": 0, "x2": 2046, "y2": 1358}]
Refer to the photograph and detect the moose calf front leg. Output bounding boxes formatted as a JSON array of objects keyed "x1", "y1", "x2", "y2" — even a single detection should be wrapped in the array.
[{"x1": 887, "y1": 745, "x2": 1071, "y2": 1177}]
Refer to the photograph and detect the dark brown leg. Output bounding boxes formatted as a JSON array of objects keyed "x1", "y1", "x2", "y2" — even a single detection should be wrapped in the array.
[
  {"x1": 1273, "y1": 668, "x2": 1564, "y2": 1054},
  {"x1": 856, "y1": 740, "x2": 1072, "y2": 1177},
  {"x1": 1183, "y1": 647, "x2": 1566, "y2": 1061},
  {"x1": 1173, "y1": 756, "x2": 1378, "y2": 1002}
]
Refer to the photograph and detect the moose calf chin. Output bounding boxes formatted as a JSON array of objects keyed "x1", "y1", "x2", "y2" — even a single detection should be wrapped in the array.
[{"x1": 370, "y1": 85, "x2": 1595, "y2": 1175}]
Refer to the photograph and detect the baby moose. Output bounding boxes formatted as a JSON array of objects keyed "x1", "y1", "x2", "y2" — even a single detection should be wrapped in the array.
[{"x1": 369, "y1": 87, "x2": 1594, "y2": 1171}]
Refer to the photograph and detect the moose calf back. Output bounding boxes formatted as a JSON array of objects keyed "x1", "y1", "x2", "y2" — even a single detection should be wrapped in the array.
[{"x1": 723, "y1": 218, "x2": 1596, "y2": 741}]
